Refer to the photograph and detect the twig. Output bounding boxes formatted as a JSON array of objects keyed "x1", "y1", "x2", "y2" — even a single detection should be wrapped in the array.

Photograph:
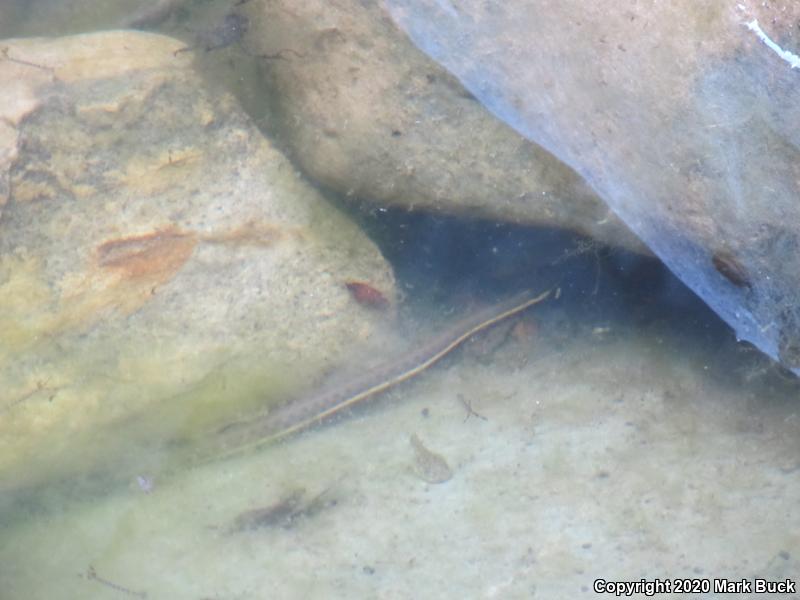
[
  {"x1": 2, "y1": 379, "x2": 57, "y2": 414},
  {"x1": 256, "y1": 48, "x2": 306, "y2": 61},
  {"x1": 458, "y1": 394, "x2": 487, "y2": 423},
  {"x1": 85, "y1": 566, "x2": 148, "y2": 599},
  {"x1": 0, "y1": 47, "x2": 54, "y2": 73}
]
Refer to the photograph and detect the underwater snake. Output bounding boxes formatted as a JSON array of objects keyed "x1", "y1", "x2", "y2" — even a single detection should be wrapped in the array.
[{"x1": 215, "y1": 288, "x2": 550, "y2": 457}]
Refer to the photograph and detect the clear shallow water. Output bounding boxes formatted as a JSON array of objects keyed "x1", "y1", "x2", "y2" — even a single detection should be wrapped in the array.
[{"x1": 2, "y1": 1, "x2": 800, "y2": 599}]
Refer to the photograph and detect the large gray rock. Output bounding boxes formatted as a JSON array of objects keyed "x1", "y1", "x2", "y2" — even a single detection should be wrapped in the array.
[
  {"x1": 0, "y1": 31, "x2": 395, "y2": 490},
  {"x1": 387, "y1": 0, "x2": 800, "y2": 369}
]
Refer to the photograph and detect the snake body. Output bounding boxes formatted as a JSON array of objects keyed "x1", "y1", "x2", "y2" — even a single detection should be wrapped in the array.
[{"x1": 216, "y1": 288, "x2": 550, "y2": 456}]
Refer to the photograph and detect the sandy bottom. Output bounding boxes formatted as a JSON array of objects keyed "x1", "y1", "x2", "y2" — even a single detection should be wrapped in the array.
[{"x1": 2, "y1": 307, "x2": 800, "y2": 599}]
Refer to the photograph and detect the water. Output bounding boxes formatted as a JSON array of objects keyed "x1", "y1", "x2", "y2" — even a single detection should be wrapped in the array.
[{"x1": 1, "y1": 1, "x2": 799, "y2": 598}]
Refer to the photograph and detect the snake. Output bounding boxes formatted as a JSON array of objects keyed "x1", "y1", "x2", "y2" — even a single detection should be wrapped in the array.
[{"x1": 214, "y1": 288, "x2": 550, "y2": 457}]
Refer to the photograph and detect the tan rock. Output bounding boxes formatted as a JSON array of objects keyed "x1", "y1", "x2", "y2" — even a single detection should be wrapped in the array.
[
  {"x1": 0, "y1": 31, "x2": 395, "y2": 490},
  {"x1": 239, "y1": 0, "x2": 643, "y2": 252}
]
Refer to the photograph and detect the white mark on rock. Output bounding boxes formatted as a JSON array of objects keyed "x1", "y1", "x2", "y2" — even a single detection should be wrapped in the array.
[
  {"x1": 136, "y1": 474, "x2": 154, "y2": 494},
  {"x1": 745, "y1": 19, "x2": 800, "y2": 69}
]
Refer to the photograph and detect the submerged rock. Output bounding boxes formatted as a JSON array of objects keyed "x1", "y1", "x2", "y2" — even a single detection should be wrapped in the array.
[
  {"x1": 0, "y1": 30, "x2": 394, "y2": 493},
  {"x1": 240, "y1": 0, "x2": 643, "y2": 252}
]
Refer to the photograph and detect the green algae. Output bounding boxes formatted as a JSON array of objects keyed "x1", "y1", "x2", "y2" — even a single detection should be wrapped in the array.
[{"x1": 0, "y1": 337, "x2": 309, "y2": 512}]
